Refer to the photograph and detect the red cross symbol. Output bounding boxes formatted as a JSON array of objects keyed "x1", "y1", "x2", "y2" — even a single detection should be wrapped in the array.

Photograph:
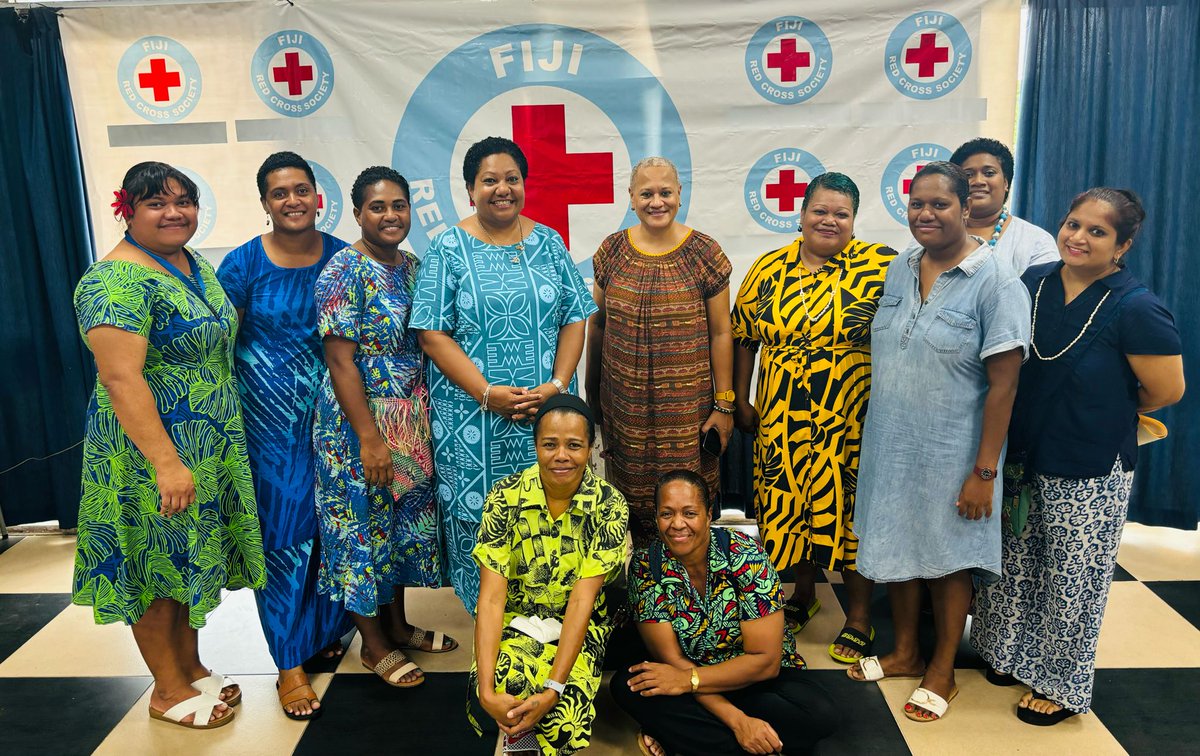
[
  {"x1": 766, "y1": 38, "x2": 811, "y2": 83},
  {"x1": 905, "y1": 33, "x2": 950, "y2": 78},
  {"x1": 137, "y1": 58, "x2": 181, "y2": 103},
  {"x1": 765, "y1": 169, "x2": 808, "y2": 212},
  {"x1": 272, "y1": 51, "x2": 314, "y2": 96},
  {"x1": 316, "y1": 192, "x2": 324, "y2": 211},
  {"x1": 902, "y1": 165, "x2": 926, "y2": 194},
  {"x1": 510, "y1": 104, "x2": 614, "y2": 250}
]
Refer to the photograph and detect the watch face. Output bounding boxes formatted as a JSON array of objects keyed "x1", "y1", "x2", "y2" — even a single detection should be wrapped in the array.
[{"x1": 977, "y1": 467, "x2": 996, "y2": 480}]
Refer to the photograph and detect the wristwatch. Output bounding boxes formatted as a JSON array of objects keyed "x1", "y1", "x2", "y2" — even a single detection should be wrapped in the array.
[
  {"x1": 550, "y1": 377, "x2": 567, "y2": 394},
  {"x1": 714, "y1": 390, "x2": 735, "y2": 402},
  {"x1": 973, "y1": 465, "x2": 997, "y2": 481},
  {"x1": 543, "y1": 678, "x2": 566, "y2": 696},
  {"x1": 689, "y1": 667, "x2": 700, "y2": 693}
]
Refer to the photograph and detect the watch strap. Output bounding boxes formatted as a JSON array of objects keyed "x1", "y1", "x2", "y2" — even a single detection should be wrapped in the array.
[{"x1": 543, "y1": 678, "x2": 566, "y2": 696}]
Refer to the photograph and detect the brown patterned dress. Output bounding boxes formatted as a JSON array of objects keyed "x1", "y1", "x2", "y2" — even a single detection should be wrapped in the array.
[{"x1": 593, "y1": 228, "x2": 731, "y2": 547}]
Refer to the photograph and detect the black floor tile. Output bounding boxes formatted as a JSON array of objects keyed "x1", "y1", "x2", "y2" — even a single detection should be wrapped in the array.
[
  {"x1": 0, "y1": 535, "x2": 23, "y2": 556},
  {"x1": 1144, "y1": 581, "x2": 1200, "y2": 631},
  {"x1": 808, "y1": 670, "x2": 911, "y2": 755},
  {"x1": 0, "y1": 593, "x2": 71, "y2": 664},
  {"x1": 1091, "y1": 668, "x2": 1200, "y2": 754},
  {"x1": 0, "y1": 676, "x2": 150, "y2": 753},
  {"x1": 295, "y1": 672, "x2": 492, "y2": 755},
  {"x1": 1111, "y1": 563, "x2": 1137, "y2": 581}
]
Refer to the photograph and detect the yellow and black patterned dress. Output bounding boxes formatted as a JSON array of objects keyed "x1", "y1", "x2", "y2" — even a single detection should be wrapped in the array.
[
  {"x1": 467, "y1": 465, "x2": 628, "y2": 755},
  {"x1": 731, "y1": 237, "x2": 895, "y2": 573}
]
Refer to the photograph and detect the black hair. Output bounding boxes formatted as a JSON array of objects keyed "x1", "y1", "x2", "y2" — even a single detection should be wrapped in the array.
[
  {"x1": 654, "y1": 469, "x2": 710, "y2": 512},
  {"x1": 463, "y1": 136, "x2": 528, "y2": 186},
  {"x1": 256, "y1": 151, "x2": 317, "y2": 199},
  {"x1": 801, "y1": 171, "x2": 861, "y2": 215},
  {"x1": 949, "y1": 137, "x2": 1015, "y2": 192},
  {"x1": 121, "y1": 161, "x2": 199, "y2": 207},
  {"x1": 1065, "y1": 187, "x2": 1147, "y2": 248},
  {"x1": 532, "y1": 394, "x2": 596, "y2": 445},
  {"x1": 351, "y1": 166, "x2": 410, "y2": 210},
  {"x1": 911, "y1": 161, "x2": 970, "y2": 208}
]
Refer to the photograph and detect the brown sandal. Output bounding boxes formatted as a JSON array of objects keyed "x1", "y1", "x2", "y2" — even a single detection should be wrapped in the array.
[{"x1": 277, "y1": 676, "x2": 322, "y2": 721}]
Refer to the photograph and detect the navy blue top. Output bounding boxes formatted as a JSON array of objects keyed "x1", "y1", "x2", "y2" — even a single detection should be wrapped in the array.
[{"x1": 1009, "y1": 262, "x2": 1181, "y2": 478}]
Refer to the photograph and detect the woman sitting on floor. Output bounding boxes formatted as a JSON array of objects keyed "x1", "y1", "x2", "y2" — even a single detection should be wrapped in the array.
[
  {"x1": 468, "y1": 394, "x2": 629, "y2": 755},
  {"x1": 613, "y1": 470, "x2": 838, "y2": 756}
]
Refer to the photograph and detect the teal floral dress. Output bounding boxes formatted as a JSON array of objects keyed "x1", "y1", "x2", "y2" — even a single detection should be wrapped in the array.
[
  {"x1": 629, "y1": 528, "x2": 803, "y2": 668},
  {"x1": 72, "y1": 257, "x2": 265, "y2": 629},
  {"x1": 467, "y1": 465, "x2": 628, "y2": 755}
]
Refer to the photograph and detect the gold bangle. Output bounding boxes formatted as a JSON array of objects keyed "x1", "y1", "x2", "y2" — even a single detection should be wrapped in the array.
[{"x1": 690, "y1": 667, "x2": 699, "y2": 693}]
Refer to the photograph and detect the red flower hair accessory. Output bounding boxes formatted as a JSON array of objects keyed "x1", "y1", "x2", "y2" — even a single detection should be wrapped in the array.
[{"x1": 111, "y1": 188, "x2": 134, "y2": 220}]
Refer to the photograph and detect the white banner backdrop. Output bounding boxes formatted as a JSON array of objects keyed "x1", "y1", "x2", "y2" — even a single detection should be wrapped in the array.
[{"x1": 59, "y1": 0, "x2": 1021, "y2": 288}]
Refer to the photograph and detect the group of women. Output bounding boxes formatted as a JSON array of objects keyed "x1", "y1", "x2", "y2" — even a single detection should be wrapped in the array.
[{"x1": 69, "y1": 132, "x2": 1184, "y2": 753}]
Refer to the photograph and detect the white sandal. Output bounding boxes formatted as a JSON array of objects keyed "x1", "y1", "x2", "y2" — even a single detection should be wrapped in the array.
[
  {"x1": 149, "y1": 692, "x2": 235, "y2": 729},
  {"x1": 849, "y1": 655, "x2": 886, "y2": 681},
  {"x1": 904, "y1": 686, "x2": 959, "y2": 722},
  {"x1": 192, "y1": 671, "x2": 241, "y2": 706}
]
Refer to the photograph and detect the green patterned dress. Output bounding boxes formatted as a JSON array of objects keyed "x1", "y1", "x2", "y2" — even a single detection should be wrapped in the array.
[
  {"x1": 467, "y1": 465, "x2": 628, "y2": 755},
  {"x1": 72, "y1": 257, "x2": 265, "y2": 629}
]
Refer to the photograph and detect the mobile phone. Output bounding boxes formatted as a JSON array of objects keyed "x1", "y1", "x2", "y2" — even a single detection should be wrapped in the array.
[
  {"x1": 701, "y1": 427, "x2": 722, "y2": 456},
  {"x1": 503, "y1": 732, "x2": 539, "y2": 753}
]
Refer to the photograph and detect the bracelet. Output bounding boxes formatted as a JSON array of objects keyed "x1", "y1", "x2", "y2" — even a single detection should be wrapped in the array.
[
  {"x1": 549, "y1": 377, "x2": 567, "y2": 394},
  {"x1": 481, "y1": 383, "x2": 494, "y2": 412},
  {"x1": 712, "y1": 403, "x2": 734, "y2": 415},
  {"x1": 543, "y1": 678, "x2": 566, "y2": 696},
  {"x1": 690, "y1": 667, "x2": 700, "y2": 693}
]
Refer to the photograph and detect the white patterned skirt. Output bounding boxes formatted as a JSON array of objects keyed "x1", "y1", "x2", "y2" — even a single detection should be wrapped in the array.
[{"x1": 970, "y1": 457, "x2": 1133, "y2": 713}]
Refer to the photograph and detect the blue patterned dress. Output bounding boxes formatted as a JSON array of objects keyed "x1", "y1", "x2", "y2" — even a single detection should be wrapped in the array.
[
  {"x1": 410, "y1": 224, "x2": 597, "y2": 614},
  {"x1": 217, "y1": 233, "x2": 351, "y2": 669},
  {"x1": 314, "y1": 247, "x2": 441, "y2": 616},
  {"x1": 73, "y1": 256, "x2": 265, "y2": 629}
]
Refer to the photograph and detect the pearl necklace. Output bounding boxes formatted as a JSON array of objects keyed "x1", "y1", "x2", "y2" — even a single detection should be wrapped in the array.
[
  {"x1": 480, "y1": 217, "x2": 525, "y2": 265},
  {"x1": 798, "y1": 263, "x2": 840, "y2": 323},
  {"x1": 987, "y1": 207, "x2": 1009, "y2": 247},
  {"x1": 1030, "y1": 276, "x2": 1111, "y2": 361}
]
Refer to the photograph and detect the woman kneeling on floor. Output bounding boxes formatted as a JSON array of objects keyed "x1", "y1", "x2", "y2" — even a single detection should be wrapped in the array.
[
  {"x1": 468, "y1": 394, "x2": 629, "y2": 755},
  {"x1": 613, "y1": 470, "x2": 838, "y2": 756}
]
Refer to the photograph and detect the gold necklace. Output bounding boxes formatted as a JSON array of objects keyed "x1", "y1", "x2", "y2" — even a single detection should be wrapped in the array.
[
  {"x1": 479, "y1": 217, "x2": 525, "y2": 265},
  {"x1": 1030, "y1": 277, "x2": 1111, "y2": 361}
]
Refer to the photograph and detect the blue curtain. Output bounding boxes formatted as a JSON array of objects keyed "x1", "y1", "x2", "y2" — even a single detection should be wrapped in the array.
[
  {"x1": 1014, "y1": 0, "x2": 1200, "y2": 529},
  {"x1": 0, "y1": 8, "x2": 94, "y2": 529}
]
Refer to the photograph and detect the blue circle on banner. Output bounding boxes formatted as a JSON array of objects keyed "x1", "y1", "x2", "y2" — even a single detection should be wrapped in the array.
[
  {"x1": 176, "y1": 166, "x2": 216, "y2": 246},
  {"x1": 743, "y1": 148, "x2": 826, "y2": 233},
  {"x1": 884, "y1": 12, "x2": 973, "y2": 100},
  {"x1": 744, "y1": 17, "x2": 833, "y2": 104},
  {"x1": 251, "y1": 30, "x2": 335, "y2": 117},
  {"x1": 308, "y1": 161, "x2": 343, "y2": 234},
  {"x1": 879, "y1": 143, "x2": 952, "y2": 225},
  {"x1": 392, "y1": 23, "x2": 691, "y2": 263},
  {"x1": 117, "y1": 36, "x2": 202, "y2": 123}
]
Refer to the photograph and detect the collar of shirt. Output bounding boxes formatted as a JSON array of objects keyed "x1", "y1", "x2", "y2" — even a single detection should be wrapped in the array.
[
  {"x1": 786, "y1": 235, "x2": 853, "y2": 273},
  {"x1": 1028, "y1": 260, "x2": 1136, "y2": 293},
  {"x1": 905, "y1": 237, "x2": 989, "y2": 278},
  {"x1": 518, "y1": 464, "x2": 598, "y2": 516}
]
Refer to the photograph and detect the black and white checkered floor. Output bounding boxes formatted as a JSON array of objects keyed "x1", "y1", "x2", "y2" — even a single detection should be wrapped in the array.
[{"x1": 1, "y1": 522, "x2": 1197, "y2": 755}]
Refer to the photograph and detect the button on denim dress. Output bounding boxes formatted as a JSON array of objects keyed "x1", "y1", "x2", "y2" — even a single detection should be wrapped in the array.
[{"x1": 855, "y1": 244, "x2": 1031, "y2": 583}]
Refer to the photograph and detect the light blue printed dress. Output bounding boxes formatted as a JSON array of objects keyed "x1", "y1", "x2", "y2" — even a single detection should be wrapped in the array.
[
  {"x1": 217, "y1": 233, "x2": 351, "y2": 669},
  {"x1": 854, "y1": 243, "x2": 1031, "y2": 583},
  {"x1": 410, "y1": 223, "x2": 597, "y2": 614}
]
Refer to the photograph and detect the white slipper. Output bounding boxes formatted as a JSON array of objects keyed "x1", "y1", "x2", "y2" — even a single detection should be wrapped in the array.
[
  {"x1": 904, "y1": 686, "x2": 958, "y2": 722},
  {"x1": 850, "y1": 655, "x2": 885, "y2": 681},
  {"x1": 192, "y1": 671, "x2": 241, "y2": 706},
  {"x1": 149, "y1": 692, "x2": 235, "y2": 729}
]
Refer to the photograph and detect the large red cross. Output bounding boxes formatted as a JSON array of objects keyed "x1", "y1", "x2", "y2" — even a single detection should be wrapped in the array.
[
  {"x1": 766, "y1": 38, "x2": 811, "y2": 83},
  {"x1": 272, "y1": 51, "x2": 314, "y2": 96},
  {"x1": 902, "y1": 165, "x2": 927, "y2": 194},
  {"x1": 905, "y1": 33, "x2": 949, "y2": 78},
  {"x1": 138, "y1": 58, "x2": 181, "y2": 102},
  {"x1": 510, "y1": 104, "x2": 613, "y2": 250},
  {"x1": 765, "y1": 169, "x2": 808, "y2": 212}
]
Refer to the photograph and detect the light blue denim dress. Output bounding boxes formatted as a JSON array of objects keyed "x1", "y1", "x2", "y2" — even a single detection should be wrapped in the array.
[{"x1": 855, "y1": 243, "x2": 1031, "y2": 583}]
